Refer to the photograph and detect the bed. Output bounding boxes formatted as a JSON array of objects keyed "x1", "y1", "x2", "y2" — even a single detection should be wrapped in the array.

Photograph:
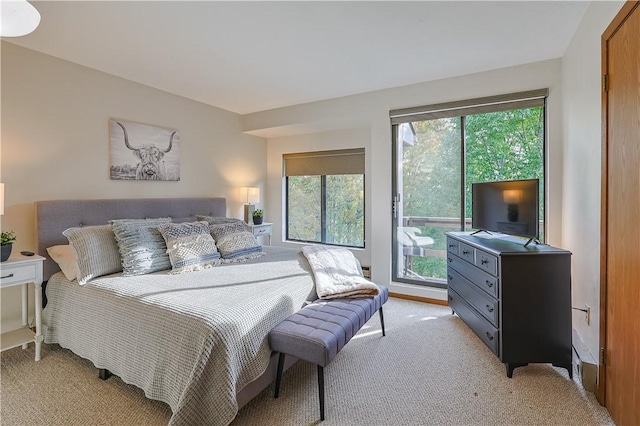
[{"x1": 36, "y1": 198, "x2": 316, "y2": 426}]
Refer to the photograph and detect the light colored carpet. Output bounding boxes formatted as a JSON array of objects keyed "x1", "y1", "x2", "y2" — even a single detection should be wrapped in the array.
[{"x1": 1, "y1": 298, "x2": 613, "y2": 425}]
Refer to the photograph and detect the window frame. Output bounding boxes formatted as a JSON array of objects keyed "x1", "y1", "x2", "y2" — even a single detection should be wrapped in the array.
[
  {"x1": 284, "y1": 149, "x2": 366, "y2": 249},
  {"x1": 390, "y1": 90, "x2": 548, "y2": 287}
]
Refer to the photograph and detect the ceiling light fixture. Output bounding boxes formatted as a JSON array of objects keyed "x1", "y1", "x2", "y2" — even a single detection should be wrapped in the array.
[{"x1": 1, "y1": 0, "x2": 41, "y2": 37}]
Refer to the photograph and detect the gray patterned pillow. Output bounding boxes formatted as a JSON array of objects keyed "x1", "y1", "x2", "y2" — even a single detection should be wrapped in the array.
[
  {"x1": 110, "y1": 218, "x2": 172, "y2": 276},
  {"x1": 209, "y1": 221, "x2": 263, "y2": 262},
  {"x1": 157, "y1": 221, "x2": 221, "y2": 274},
  {"x1": 62, "y1": 225, "x2": 122, "y2": 285}
]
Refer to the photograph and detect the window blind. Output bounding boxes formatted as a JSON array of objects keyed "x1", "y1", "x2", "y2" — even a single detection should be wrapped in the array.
[
  {"x1": 283, "y1": 148, "x2": 365, "y2": 176},
  {"x1": 389, "y1": 89, "x2": 548, "y2": 124}
]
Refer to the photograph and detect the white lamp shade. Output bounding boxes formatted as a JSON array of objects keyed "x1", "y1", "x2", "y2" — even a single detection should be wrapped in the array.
[
  {"x1": 0, "y1": 183, "x2": 4, "y2": 215},
  {"x1": 247, "y1": 187, "x2": 260, "y2": 204},
  {"x1": 1, "y1": 0, "x2": 41, "y2": 37},
  {"x1": 240, "y1": 186, "x2": 260, "y2": 204}
]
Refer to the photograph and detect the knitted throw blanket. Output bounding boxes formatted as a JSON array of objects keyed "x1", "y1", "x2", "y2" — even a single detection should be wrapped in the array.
[{"x1": 302, "y1": 245, "x2": 379, "y2": 299}]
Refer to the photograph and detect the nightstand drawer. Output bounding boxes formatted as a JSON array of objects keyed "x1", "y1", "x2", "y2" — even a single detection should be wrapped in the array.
[
  {"x1": 1, "y1": 264, "x2": 37, "y2": 287},
  {"x1": 248, "y1": 223, "x2": 273, "y2": 246},
  {"x1": 252, "y1": 225, "x2": 271, "y2": 236}
]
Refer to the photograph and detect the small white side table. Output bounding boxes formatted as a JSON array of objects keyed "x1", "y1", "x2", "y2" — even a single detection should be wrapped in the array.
[
  {"x1": 0, "y1": 254, "x2": 45, "y2": 361},
  {"x1": 248, "y1": 222, "x2": 273, "y2": 246}
]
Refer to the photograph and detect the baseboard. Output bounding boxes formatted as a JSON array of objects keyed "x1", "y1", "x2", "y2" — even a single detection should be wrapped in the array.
[
  {"x1": 572, "y1": 328, "x2": 597, "y2": 392},
  {"x1": 389, "y1": 292, "x2": 449, "y2": 306},
  {"x1": 387, "y1": 281, "x2": 447, "y2": 303},
  {"x1": 360, "y1": 268, "x2": 446, "y2": 305}
]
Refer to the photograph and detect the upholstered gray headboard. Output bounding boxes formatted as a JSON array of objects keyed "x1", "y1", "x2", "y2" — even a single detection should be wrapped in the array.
[{"x1": 35, "y1": 197, "x2": 226, "y2": 281}]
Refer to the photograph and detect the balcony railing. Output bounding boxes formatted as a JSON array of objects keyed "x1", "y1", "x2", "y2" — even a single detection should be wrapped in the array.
[
  {"x1": 400, "y1": 216, "x2": 470, "y2": 261},
  {"x1": 403, "y1": 216, "x2": 472, "y2": 228},
  {"x1": 397, "y1": 216, "x2": 464, "y2": 283}
]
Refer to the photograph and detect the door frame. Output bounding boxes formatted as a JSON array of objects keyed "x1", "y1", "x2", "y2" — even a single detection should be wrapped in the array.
[{"x1": 598, "y1": 0, "x2": 640, "y2": 405}]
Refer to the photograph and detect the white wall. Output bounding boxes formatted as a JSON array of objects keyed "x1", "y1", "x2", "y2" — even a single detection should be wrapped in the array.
[
  {"x1": 562, "y1": 1, "x2": 624, "y2": 359},
  {"x1": 248, "y1": 59, "x2": 564, "y2": 301},
  {"x1": 0, "y1": 43, "x2": 266, "y2": 332}
]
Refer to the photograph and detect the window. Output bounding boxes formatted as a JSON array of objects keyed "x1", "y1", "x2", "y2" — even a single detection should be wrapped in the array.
[
  {"x1": 284, "y1": 149, "x2": 365, "y2": 248},
  {"x1": 390, "y1": 90, "x2": 547, "y2": 287}
]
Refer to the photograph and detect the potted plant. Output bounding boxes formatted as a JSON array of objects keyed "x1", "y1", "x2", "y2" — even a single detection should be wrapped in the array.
[
  {"x1": 252, "y1": 209, "x2": 264, "y2": 225},
  {"x1": 1, "y1": 230, "x2": 16, "y2": 262}
]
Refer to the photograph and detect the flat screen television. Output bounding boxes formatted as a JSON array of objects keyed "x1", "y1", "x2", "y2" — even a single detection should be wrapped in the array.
[{"x1": 471, "y1": 179, "x2": 539, "y2": 241}]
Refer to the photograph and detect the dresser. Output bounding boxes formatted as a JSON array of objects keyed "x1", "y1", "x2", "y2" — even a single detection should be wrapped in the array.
[
  {"x1": 0, "y1": 254, "x2": 46, "y2": 361},
  {"x1": 446, "y1": 232, "x2": 572, "y2": 378}
]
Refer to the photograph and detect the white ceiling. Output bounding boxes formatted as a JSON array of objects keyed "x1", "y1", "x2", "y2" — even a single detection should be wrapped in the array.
[{"x1": 6, "y1": 1, "x2": 590, "y2": 115}]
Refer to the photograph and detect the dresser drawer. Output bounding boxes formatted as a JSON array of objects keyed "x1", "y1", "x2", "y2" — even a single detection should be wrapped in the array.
[
  {"x1": 448, "y1": 254, "x2": 499, "y2": 298},
  {"x1": 446, "y1": 238, "x2": 459, "y2": 255},
  {"x1": 458, "y1": 242, "x2": 475, "y2": 263},
  {"x1": 448, "y1": 268, "x2": 499, "y2": 327},
  {"x1": 475, "y1": 250, "x2": 498, "y2": 276},
  {"x1": 0, "y1": 264, "x2": 37, "y2": 287},
  {"x1": 448, "y1": 288, "x2": 499, "y2": 355}
]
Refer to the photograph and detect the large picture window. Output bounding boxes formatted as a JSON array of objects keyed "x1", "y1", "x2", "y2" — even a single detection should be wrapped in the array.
[
  {"x1": 391, "y1": 90, "x2": 547, "y2": 287},
  {"x1": 284, "y1": 149, "x2": 365, "y2": 248}
]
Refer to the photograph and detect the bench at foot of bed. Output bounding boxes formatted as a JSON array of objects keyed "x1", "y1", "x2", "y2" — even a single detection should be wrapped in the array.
[{"x1": 268, "y1": 285, "x2": 388, "y2": 421}]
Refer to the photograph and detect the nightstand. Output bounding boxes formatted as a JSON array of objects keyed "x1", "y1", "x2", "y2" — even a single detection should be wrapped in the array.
[
  {"x1": 0, "y1": 254, "x2": 45, "y2": 361},
  {"x1": 248, "y1": 222, "x2": 273, "y2": 246}
]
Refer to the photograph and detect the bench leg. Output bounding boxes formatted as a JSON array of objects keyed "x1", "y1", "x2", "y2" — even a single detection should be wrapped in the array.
[
  {"x1": 318, "y1": 365, "x2": 325, "y2": 421},
  {"x1": 379, "y1": 307, "x2": 386, "y2": 336},
  {"x1": 274, "y1": 353, "x2": 285, "y2": 398}
]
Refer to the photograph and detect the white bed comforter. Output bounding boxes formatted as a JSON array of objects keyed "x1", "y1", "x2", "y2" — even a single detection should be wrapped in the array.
[{"x1": 43, "y1": 246, "x2": 315, "y2": 426}]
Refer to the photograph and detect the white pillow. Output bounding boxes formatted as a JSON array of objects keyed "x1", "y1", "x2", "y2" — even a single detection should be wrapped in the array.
[{"x1": 46, "y1": 245, "x2": 79, "y2": 281}]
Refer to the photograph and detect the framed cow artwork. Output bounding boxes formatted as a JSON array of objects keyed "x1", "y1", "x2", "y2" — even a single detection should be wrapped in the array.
[{"x1": 109, "y1": 119, "x2": 181, "y2": 181}]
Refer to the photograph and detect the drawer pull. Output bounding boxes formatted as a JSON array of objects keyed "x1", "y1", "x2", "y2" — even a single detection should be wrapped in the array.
[
  {"x1": 486, "y1": 280, "x2": 493, "y2": 288},
  {"x1": 462, "y1": 250, "x2": 470, "y2": 255},
  {"x1": 448, "y1": 295, "x2": 453, "y2": 301},
  {"x1": 448, "y1": 257, "x2": 452, "y2": 263},
  {"x1": 481, "y1": 258, "x2": 488, "y2": 265},
  {"x1": 447, "y1": 275, "x2": 453, "y2": 281},
  {"x1": 486, "y1": 304, "x2": 494, "y2": 313},
  {"x1": 486, "y1": 332, "x2": 494, "y2": 341},
  {"x1": 1, "y1": 273, "x2": 14, "y2": 279},
  {"x1": 448, "y1": 244, "x2": 455, "y2": 248}
]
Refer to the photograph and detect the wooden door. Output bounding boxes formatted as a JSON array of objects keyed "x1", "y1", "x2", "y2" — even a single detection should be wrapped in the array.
[{"x1": 600, "y1": 2, "x2": 640, "y2": 424}]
